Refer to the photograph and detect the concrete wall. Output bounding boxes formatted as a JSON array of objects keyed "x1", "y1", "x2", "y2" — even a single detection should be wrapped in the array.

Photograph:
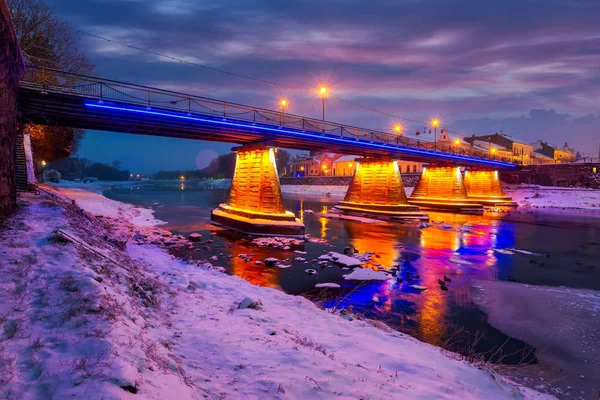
[
  {"x1": 280, "y1": 173, "x2": 422, "y2": 187},
  {"x1": 0, "y1": 0, "x2": 26, "y2": 219},
  {"x1": 501, "y1": 163, "x2": 600, "y2": 189}
]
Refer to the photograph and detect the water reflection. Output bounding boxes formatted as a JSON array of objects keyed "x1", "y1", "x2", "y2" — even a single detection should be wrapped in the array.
[{"x1": 105, "y1": 185, "x2": 600, "y2": 364}]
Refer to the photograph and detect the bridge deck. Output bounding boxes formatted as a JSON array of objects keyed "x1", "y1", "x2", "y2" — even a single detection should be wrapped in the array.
[{"x1": 18, "y1": 67, "x2": 516, "y2": 168}]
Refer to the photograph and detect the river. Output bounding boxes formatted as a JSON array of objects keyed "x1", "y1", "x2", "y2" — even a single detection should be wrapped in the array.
[{"x1": 104, "y1": 182, "x2": 600, "y2": 369}]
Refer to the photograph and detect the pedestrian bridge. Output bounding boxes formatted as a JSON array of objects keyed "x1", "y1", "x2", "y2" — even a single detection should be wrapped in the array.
[
  {"x1": 18, "y1": 66, "x2": 514, "y2": 168},
  {"x1": 17, "y1": 66, "x2": 518, "y2": 236}
]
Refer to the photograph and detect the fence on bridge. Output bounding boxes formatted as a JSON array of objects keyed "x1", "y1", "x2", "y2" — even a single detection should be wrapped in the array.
[{"x1": 21, "y1": 66, "x2": 515, "y2": 165}]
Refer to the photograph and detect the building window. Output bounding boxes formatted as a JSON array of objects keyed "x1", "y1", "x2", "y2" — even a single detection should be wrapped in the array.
[
  {"x1": 593, "y1": 167, "x2": 598, "y2": 174},
  {"x1": 413, "y1": 165, "x2": 417, "y2": 173},
  {"x1": 406, "y1": 165, "x2": 410, "y2": 173}
]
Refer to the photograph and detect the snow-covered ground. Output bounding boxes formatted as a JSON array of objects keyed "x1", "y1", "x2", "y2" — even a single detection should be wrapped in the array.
[
  {"x1": 0, "y1": 186, "x2": 553, "y2": 399},
  {"x1": 281, "y1": 184, "x2": 416, "y2": 199},
  {"x1": 504, "y1": 184, "x2": 600, "y2": 210},
  {"x1": 473, "y1": 280, "x2": 600, "y2": 399},
  {"x1": 47, "y1": 185, "x2": 166, "y2": 227},
  {"x1": 281, "y1": 184, "x2": 350, "y2": 199},
  {"x1": 282, "y1": 183, "x2": 600, "y2": 210}
]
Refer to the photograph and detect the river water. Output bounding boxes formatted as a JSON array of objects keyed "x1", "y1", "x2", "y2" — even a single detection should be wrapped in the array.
[{"x1": 105, "y1": 182, "x2": 600, "y2": 366}]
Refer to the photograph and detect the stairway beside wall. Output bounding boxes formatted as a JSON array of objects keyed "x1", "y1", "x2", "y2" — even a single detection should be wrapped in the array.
[{"x1": 15, "y1": 130, "x2": 28, "y2": 191}]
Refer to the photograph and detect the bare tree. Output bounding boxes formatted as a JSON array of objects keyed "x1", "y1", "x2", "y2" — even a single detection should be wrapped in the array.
[{"x1": 9, "y1": 0, "x2": 94, "y2": 163}]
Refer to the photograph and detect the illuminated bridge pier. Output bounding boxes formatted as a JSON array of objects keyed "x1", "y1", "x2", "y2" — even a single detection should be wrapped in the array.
[
  {"x1": 211, "y1": 143, "x2": 304, "y2": 236},
  {"x1": 336, "y1": 158, "x2": 429, "y2": 221},
  {"x1": 464, "y1": 169, "x2": 517, "y2": 207},
  {"x1": 408, "y1": 165, "x2": 485, "y2": 214}
]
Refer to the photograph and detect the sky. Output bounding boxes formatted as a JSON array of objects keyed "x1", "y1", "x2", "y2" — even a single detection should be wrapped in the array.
[{"x1": 47, "y1": 0, "x2": 600, "y2": 173}]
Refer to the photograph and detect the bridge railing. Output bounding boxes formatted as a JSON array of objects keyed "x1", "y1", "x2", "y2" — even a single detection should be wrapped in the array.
[{"x1": 20, "y1": 66, "x2": 515, "y2": 165}]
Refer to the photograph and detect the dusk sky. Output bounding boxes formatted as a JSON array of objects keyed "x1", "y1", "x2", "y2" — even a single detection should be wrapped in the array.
[{"x1": 48, "y1": 0, "x2": 600, "y2": 174}]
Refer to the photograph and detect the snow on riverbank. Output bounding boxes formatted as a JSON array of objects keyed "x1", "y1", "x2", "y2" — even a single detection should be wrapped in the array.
[
  {"x1": 472, "y1": 280, "x2": 600, "y2": 399},
  {"x1": 281, "y1": 184, "x2": 416, "y2": 198},
  {"x1": 282, "y1": 183, "x2": 600, "y2": 210},
  {"x1": 49, "y1": 184, "x2": 166, "y2": 227},
  {"x1": 504, "y1": 184, "x2": 600, "y2": 210},
  {"x1": 0, "y1": 186, "x2": 553, "y2": 399}
]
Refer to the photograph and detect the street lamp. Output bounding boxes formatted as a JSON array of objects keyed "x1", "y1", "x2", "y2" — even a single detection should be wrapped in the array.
[
  {"x1": 394, "y1": 124, "x2": 403, "y2": 145},
  {"x1": 41, "y1": 160, "x2": 47, "y2": 183},
  {"x1": 319, "y1": 86, "x2": 327, "y2": 132},
  {"x1": 280, "y1": 98, "x2": 288, "y2": 126},
  {"x1": 431, "y1": 119, "x2": 439, "y2": 150}
]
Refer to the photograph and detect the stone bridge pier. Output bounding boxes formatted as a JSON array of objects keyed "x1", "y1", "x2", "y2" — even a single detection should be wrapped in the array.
[
  {"x1": 210, "y1": 143, "x2": 304, "y2": 236},
  {"x1": 408, "y1": 165, "x2": 485, "y2": 214},
  {"x1": 463, "y1": 169, "x2": 517, "y2": 207},
  {"x1": 408, "y1": 165, "x2": 517, "y2": 213},
  {"x1": 335, "y1": 157, "x2": 428, "y2": 221}
]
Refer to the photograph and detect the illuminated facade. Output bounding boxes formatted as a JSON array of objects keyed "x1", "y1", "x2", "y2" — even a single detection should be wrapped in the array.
[
  {"x1": 211, "y1": 145, "x2": 304, "y2": 236},
  {"x1": 292, "y1": 152, "x2": 423, "y2": 177},
  {"x1": 336, "y1": 158, "x2": 428, "y2": 220}
]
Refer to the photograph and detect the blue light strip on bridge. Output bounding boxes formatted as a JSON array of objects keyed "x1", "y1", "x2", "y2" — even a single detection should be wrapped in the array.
[{"x1": 84, "y1": 101, "x2": 516, "y2": 168}]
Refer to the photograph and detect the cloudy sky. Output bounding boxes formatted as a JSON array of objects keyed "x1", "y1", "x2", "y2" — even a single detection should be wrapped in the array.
[{"x1": 48, "y1": 0, "x2": 600, "y2": 173}]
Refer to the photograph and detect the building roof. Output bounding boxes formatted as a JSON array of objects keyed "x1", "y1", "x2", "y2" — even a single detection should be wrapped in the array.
[
  {"x1": 333, "y1": 155, "x2": 357, "y2": 163},
  {"x1": 533, "y1": 151, "x2": 554, "y2": 160},
  {"x1": 470, "y1": 140, "x2": 509, "y2": 151}
]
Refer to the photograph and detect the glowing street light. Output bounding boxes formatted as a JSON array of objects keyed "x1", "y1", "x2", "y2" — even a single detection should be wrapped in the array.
[
  {"x1": 280, "y1": 98, "x2": 288, "y2": 126},
  {"x1": 431, "y1": 119, "x2": 440, "y2": 150},
  {"x1": 180, "y1": 175, "x2": 185, "y2": 181},
  {"x1": 41, "y1": 160, "x2": 47, "y2": 167},
  {"x1": 319, "y1": 86, "x2": 328, "y2": 132},
  {"x1": 394, "y1": 124, "x2": 403, "y2": 145}
]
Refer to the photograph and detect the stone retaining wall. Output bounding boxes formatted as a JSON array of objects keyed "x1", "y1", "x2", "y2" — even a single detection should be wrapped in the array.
[
  {"x1": 0, "y1": 0, "x2": 26, "y2": 219},
  {"x1": 500, "y1": 163, "x2": 600, "y2": 189}
]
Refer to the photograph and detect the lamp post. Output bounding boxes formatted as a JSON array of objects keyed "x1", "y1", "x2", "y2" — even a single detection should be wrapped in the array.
[
  {"x1": 41, "y1": 160, "x2": 47, "y2": 183},
  {"x1": 280, "y1": 98, "x2": 287, "y2": 126},
  {"x1": 431, "y1": 119, "x2": 439, "y2": 151},
  {"x1": 319, "y1": 87, "x2": 327, "y2": 132},
  {"x1": 453, "y1": 139, "x2": 460, "y2": 153},
  {"x1": 394, "y1": 124, "x2": 402, "y2": 145}
]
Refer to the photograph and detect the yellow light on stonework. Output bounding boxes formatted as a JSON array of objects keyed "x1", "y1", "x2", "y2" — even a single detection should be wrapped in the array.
[
  {"x1": 431, "y1": 119, "x2": 439, "y2": 127},
  {"x1": 491, "y1": 148, "x2": 497, "y2": 154},
  {"x1": 300, "y1": 166, "x2": 305, "y2": 171},
  {"x1": 319, "y1": 86, "x2": 327, "y2": 96},
  {"x1": 41, "y1": 160, "x2": 47, "y2": 166},
  {"x1": 454, "y1": 139, "x2": 460, "y2": 145}
]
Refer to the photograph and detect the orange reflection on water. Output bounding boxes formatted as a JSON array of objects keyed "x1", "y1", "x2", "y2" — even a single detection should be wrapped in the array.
[
  {"x1": 229, "y1": 245, "x2": 281, "y2": 288},
  {"x1": 345, "y1": 223, "x2": 402, "y2": 270}
]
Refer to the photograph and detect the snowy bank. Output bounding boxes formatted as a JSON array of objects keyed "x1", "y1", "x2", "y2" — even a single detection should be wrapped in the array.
[
  {"x1": 0, "y1": 186, "x2": 552, "y2": 399},
  {"x1": 472, "y1": 280, "x2": 600, "y2": 399},
  {"x1": 281, "y1": 184, "x2": 415, "y2": 199},
  {"x1": 504, "y1": 184, "x2": 600, "y2": 210},
  {"x1": 48, "y1": 185, "x2": 166, "y2": 227}
]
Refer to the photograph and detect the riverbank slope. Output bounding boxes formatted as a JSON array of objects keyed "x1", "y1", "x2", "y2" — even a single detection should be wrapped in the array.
[{"x1": 0, "y1": 184, "x2": 552, "y2": 399}]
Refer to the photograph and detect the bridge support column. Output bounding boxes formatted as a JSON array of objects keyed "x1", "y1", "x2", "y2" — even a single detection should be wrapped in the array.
[
  {"x1": 464, "y1": 169, "x2": 517, "y2": 207},
  {"x1": 408, "y1": 165, "x2": 484, "y2": 214},
  {"x1": 335, "y1": 158, "x2": 428, "y2": 221},
  {"x1": 211, "y1": 144, "x2": 304, "y2": 236}
]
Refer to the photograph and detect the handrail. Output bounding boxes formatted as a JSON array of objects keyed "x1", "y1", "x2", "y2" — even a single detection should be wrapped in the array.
[{"x1": 20, "y1": 65, "x2": 516, "y2": 165}]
